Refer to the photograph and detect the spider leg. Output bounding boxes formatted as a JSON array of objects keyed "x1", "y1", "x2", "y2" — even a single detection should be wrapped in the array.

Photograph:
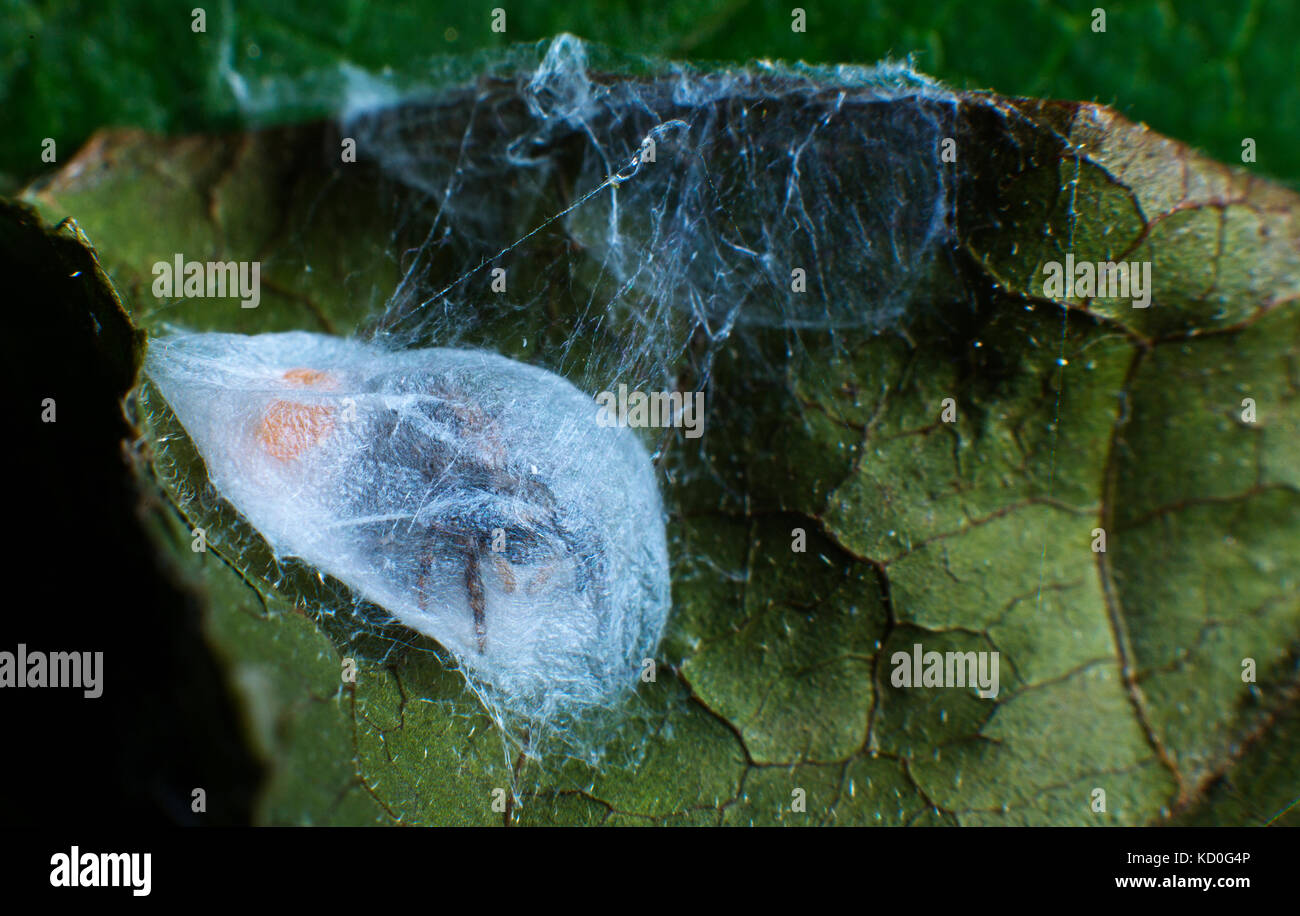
[
  {"x1": 493, "y1": 555, "x2": 517, "y2": 593},
  {"x1": 416, "y1": 536, "x2": 434, "y2": 613},
  {"x1": 464, "y1": 544, "x2": 488, "y2": 654}
]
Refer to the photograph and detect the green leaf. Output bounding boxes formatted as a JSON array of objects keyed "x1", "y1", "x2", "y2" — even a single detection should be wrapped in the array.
[
  {"x1": 19, "y1": 60, "x2": 1300, "y2": 825},
  {"x1": 6, "y1": 0, "x2": 1300, "y2": 190}
]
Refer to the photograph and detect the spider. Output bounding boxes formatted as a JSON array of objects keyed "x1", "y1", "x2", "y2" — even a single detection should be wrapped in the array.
[
  {"x1": 259, "y1": 364, "x2": 607, "y2": 656},
  {"x1": 370, "y1": 376, "x2": 606, "y2": 655}
]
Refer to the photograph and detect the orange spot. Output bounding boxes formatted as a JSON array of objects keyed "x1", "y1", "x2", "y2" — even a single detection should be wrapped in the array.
[
  {"x1": 282, "y1": 368, "x2": 336, "y2": 388},
  {"x1": 259, "y1": 400, "x2": 335, "y2": 460}
]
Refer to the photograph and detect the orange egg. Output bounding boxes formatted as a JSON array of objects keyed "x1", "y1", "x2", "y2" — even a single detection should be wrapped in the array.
[
  {"x1": 282, "y1": 368, "x2": 336, "y2": 388},
  {"x1": 258, "y1": 369, "x2": 338, "y2": 460}
]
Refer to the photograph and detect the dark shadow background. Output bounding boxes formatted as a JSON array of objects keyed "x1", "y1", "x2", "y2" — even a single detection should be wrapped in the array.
[{"x1": 0, "y1": 202, "x2": 262, "y2": 826}]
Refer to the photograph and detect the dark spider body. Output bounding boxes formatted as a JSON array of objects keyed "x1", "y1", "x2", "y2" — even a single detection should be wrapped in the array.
[{"x1": 357, "y1": 374, "x2": 606, "y2": 654}]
